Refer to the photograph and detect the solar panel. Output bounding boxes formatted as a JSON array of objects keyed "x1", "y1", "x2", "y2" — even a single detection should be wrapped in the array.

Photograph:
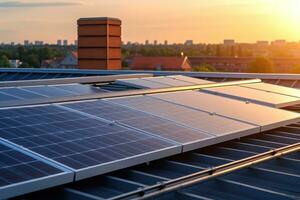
[
  {"x1": 202, "y1": 85, "x2": 300, "y2": 108},
  {"x1": 109, "y1": 96, "x2": 259, "y2": 142},
  {"x1": 169, "y1": 75, "x2": 214, "y2": 85},
  {"x1": 117, "y1": 76, "x2": 212, "y2": 89},
  {"x1": 0, "y1": 84, "x2": 106, "y2": 104},
  {"x1": 149, "y1": 91, "x2": 300, "y2": 131},
  {"x1": 143, "y1": 76, "x2": 194, "y2": 87},
  {"x1": 243, "y1": 82, "x2": 300, "y2": 98},
  {"x1": 0, "y1": 91, "x2": 20, "y2": 101},
  {"x1": 53, "y1": 84, "x2": 105, "y2": 95},
  {"x1": 63, "y1": 100, "x2": 215, "y2": 152},
  {"x1": 0, "y1": 88, "x2": 44, "y2": 99},
  {"x1": 0, "y1": 105, "x2": 179, "y2": 180},
  {"x1": 116, "y1": 78, "x2": 167, "y2": 88},
  {"x1": 22, "y1": 86, "x2": 76, "y2": 97},
  {"x1": 0, "y1": 140, "x2": 72, "y2": 199}
]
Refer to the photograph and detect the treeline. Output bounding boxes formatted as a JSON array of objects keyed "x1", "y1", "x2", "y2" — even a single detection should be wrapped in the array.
[
  {"x1": 122, "y1": 44, "x2": 253, "y2": 58},
  {"x1": 0, "y1": 46, "x2": 69, "y2": 68},
  {"x1": 122, "y1": 42, "x2": 300, "y2": 58},
  {"x1": 192, "y1": 57, "x2": 300, "y2": 73},
  {"x1": 248, "y1": 57, "x2": 300, "y2": 73}
]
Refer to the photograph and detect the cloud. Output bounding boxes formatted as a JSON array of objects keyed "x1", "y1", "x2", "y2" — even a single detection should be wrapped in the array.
[{"x1": 0, "y1": 1, "x2": 81, "y2": 8}]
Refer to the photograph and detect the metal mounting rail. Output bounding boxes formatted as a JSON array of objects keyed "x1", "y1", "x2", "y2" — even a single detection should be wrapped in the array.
[
  {"x1": 0, "y1": 73, "x2": 153, "y2": 87},
  {"x1": 2, "y1": 68, "x2": 300, "y2": 80},
  {"x1": 109, "y1": 142, "x2": 300, "y2": 200},
  {"x1": 0, "y1": 79, "x2": 261, "y2": 108}
]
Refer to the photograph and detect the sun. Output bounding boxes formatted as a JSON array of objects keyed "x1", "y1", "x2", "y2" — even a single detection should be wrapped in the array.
[{"x1": 281, "y1": 0, "x2": 300, "y2": 23}]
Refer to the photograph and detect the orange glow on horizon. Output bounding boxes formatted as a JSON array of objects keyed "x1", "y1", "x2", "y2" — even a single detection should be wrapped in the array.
[{"x1": 0, "y1": 0, "x2": 299, "y2": 43}]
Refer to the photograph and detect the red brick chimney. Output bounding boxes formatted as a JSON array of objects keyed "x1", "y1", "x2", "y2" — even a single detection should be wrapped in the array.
[{"x1": 77, "y1": 17, "x2": 122, "y2": 70}]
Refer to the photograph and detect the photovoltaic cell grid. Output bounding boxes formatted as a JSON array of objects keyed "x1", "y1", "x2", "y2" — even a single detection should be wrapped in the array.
[
  {"x1": 144, "y1": 76, "x2": 213, "y2": 87},
  {"x1": 0, "y1": 142, "x2": 61, "y2": 187},
  {"x1": 109, "y1": 96, "x2": 259, "y2": 140},
  {"x1": 116, "y1": 78, "x2": 168, "y2": 89},
  {"x1": 143, "y1": 76, "x2": 196, "y2": 87},
  {"x1": 116, "y1": 75, "x2": 213, "y2": 89},
  {"x1": 0, "y1": 141, "x2": 71, "y2": 199},
  {"x1": 242, "y1": 82, "x2": 300, "y2": 98},
  {"x1": 63, "y1": 100, "x2": 214, "y2": 151},
  {"x1": 150, "y1": 90, "x2": 300, "y2": 131},
  {"x1": 202, "y1": 85, "x2": 300, "y2": 108},
  {"x1": 0, "y1": 84, "x2": 105, "y2": 103},
  {"x1": 169, "y1": 75, "x2": 214, "y2": 85},
  {"x1": 0, "y1": 105, "x2": 179, "y2": 180}
]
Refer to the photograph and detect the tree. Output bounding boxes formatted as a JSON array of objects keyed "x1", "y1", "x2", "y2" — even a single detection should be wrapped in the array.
[
  {"x1": 192, "y1": 64, "x2": 216, "y2": 72},
  {"x1": 26, "y1": 54, "x2": 40, "y2": 68},
  {"x1": 248, "y1": 57, "x2": 274, "y2": 73},
  {"x1": 237, "y1": 45, "x2": 243, "y2": 57},
  {"x1": 19, "y1": 62, "x2": 30, "y2": 68},
  {"x1": 205, "y1": 45, "x2": 212, "y2": 56},
  {"x1": 230, "y1": 46, "x2": 236, "y2": 57},
  {"x1": 0, "y1": 55, "x2": 10, "y2": 67},
  {"x1": 216, "y1": 45, "x2": 222, "y2": 56},
  {"x1": 39, "y1": 47, "x2": 53, "y2": 62}
]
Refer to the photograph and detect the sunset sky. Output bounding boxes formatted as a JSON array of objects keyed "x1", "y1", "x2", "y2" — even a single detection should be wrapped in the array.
[{"x1": 0, "y1": 0, "x2": 300, "y2": 44}]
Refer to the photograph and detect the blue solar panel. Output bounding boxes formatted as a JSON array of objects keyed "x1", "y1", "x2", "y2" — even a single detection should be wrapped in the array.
[
  {"x1": 54, "y1": 84, "x2": 105, "y2": 95},
  {"x1": 0, "y1": 140, "x2": 72, "y2": 199},
  {"x1": 0, "y1": 84, "x2": 106, "y2": 104},
  {"x1": 0, "y1": 91, "x2": 20, "y2": 101},
  {"x1": 0, "y1": 88, "x2": 44, "y2": 99},
  {"x1": 23, "y1": 86, "x2": 75, "y2": 97},
  {"x1": 64, "y1": 100, "x2": 214, "y2": 151},
  {"x1": 0, "y1": 72, "x2": 87, "y2": 81},
  {"x1": 0, "y1": 105, "x2": 179, "y2": 180},
  {"x1": 109, "y1": 96, "x2": 259, "y2": 138}
]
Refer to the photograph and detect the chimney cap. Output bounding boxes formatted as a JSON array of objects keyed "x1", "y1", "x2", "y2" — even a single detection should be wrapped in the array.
[{"x1": 78, "y1": 17, "x2": 121, "y2": 25}]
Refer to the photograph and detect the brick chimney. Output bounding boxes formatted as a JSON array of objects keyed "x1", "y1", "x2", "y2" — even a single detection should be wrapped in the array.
[{"x1": 77, "y1": 17, "x2": 122, "y2": 70}]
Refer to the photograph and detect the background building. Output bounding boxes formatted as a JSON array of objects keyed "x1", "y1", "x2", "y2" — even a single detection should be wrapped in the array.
[
  {"x1": 63, "y1": 40, "x2": 68, "y2": 46},
  {"x1": 224, "y1": 39, "x2": 235, "y2": 45},
  {"x1": 41, "y1": 51, "x2": 78, "y2": 69},
  {"x1": 272, "y1": 40, "x2": 286, "y2": 46},
  {"x1": 24, "y1": 40, "x2": 30, "y2": 46},
  {"x1": 9, "y1": 59, "x2": 22, "y2": 68},
  {"x1": 256, "y1": 41, "x2": 269, "y2": 46},
  {"x1": 189, "y1": 56, "x2": 300, "y2": 73},
  {"x1": 130, "y1": 56, "x2": 192, "y2": 71},
  {"x1": 184, "y1": 40, "x2": 193, "y2": 46},
  {"x1": 57, "y1": 40, "x2": 62, "y2": 46}
]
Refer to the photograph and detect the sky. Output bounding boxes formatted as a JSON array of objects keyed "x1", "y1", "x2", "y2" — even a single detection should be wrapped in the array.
[{"x1": 0, "y1": 0, "x2": 300, "y2": 44}]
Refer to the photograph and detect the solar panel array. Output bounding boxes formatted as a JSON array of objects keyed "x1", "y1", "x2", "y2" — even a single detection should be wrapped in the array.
[
  {"x1": 1, "y1": 75, "x2": 300, "y2": 199},
  {"x1": 0, "y1": 105, "x2": 179, "y2": 181},
  {"x1": 0, "y1": 84, "x2": 105, "y2": 103},
  {"x1": 202, "y1": 85, "x2": 300, "y2": 108},
  {"x1": 116, "y1": 75, "x2": 213, "y2": 89}
]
